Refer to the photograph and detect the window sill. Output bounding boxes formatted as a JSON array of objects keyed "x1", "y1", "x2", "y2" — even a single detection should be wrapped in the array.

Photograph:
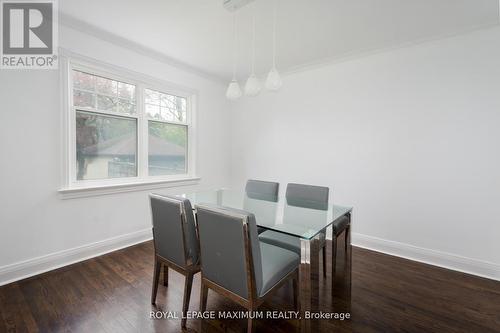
[{"x1": 58, "y1": 176, "x2": 201, "y2": 200}]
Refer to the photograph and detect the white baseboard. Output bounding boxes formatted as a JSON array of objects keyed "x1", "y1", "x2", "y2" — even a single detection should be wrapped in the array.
[
  {"x1": 0, "y1": 228, "x2": 153, "y2": 286},
  {"x1": 2, "y1": 229, "x2": 498, "y2": 286},
  {"x1": 352, "y1": 232, "x2": 500, "y2": 282}
]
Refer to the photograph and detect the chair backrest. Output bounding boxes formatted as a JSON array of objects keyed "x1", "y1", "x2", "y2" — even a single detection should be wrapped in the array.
[
  {"x1": 195, "y1": 204, "x2": 263, "y2": 300},
  {"x1": 149, "y1": 194, "x2": 199, "y2": 267},
  {"x1": 245, "y1": 179, "x2": 279, "y2": 202},
  {"x1": 244, "y1": 180, "x2": 279, "y2": 227},
  {"x1": 286, "y1": 183, "x2": 329, "y2": 210}
]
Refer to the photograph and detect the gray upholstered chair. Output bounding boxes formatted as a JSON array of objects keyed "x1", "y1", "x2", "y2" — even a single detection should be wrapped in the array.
[
  {"x1": 196, "y1": 204, "x2": 299, "y2": 333},
  {"x1": 245, "y1": 179, "x2": 279, "y2": 234},
  {"x1": 245, "y1": 179, "x2": 279, "y2": 202},
  {"x1": 259, "y1": 183, "x2": 350, "y2": 289},
  {"x1": 149, "y1": 194, "x2": 200, "y2": 329},
  {"x1": 259, "y1": 183, "x2": 329, "y2": 275}
]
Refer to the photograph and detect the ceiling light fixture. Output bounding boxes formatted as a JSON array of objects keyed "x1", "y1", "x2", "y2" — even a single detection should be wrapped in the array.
[
  {"x1": 265, "y1": 0, "x2": 282, "y2": 91},
  {"x1": 244, "y1": 2, "x2": 262, "y2": 96},
  {"x1": 226, "y1": 13, "x2": 243, "y2": 100}
]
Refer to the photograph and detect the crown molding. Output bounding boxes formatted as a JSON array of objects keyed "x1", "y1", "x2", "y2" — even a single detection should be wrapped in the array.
[
  {"x1": 281, "y1": 22, "x2": 500, "y2": 78},
  {"x1": 59, "y1": 12, "x2": 500, "y2": 87},
  {"x1": 59, "y1": 13, "x2": 227, "y2": 84}
]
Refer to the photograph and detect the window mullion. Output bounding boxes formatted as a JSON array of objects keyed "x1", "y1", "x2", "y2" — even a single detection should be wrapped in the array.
[{"x1": 137, "y1": 84, "x2": 148, "y2": 179}]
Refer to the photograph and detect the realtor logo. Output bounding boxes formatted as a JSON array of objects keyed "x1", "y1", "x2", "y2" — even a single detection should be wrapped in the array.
[{"x1": 1, "y1": 0, "x2": 58, "y2": 69}]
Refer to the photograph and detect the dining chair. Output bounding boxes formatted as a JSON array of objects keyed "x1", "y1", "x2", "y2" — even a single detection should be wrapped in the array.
[
  {"x1": 245, "y1": 179, "x2": 279, "y2": 202},
  {"x1": 259, "y1": 183, "x2": 350, "y2": 291},
  {"x1": 245, "y1": 179, "x2": 279, "y2": 234},
  {"x1": 196, "y1": 204, "x2": 299, "y2": 333},
  {"x1": 149, "y1": 194, "x2": 200, "y2": 329},
  {"x1": 259, "y1": 183, "x2": 330, "y2": 276}
]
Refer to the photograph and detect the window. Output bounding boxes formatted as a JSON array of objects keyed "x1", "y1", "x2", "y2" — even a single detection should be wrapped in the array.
[
  {"x1": 145, "y1": 89, "x2": 188, "y2": 176},
  {"x1": 76, "y1": 111, "x2": 137, "y2": 180},
  {"x1": 64, "y1": 59, "x2": 196, "y2": 190},
  {"x1": 73, "y1": 71, "x2": 138, "y2": 180}
]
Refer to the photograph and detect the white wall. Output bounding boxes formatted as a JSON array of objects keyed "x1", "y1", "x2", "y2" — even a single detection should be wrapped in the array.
[
  {"x1": 0, "y1": 24, "x2": 231, "y2": 285},
  {"x1": 2, "y1": 22, "x2": 500, "y2": 285},
  {"x1": 230, "y1": 27, "x2": 500, "y2": 279}
]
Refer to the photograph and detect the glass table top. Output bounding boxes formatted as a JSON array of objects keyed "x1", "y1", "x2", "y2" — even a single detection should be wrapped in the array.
[{"x1": 173, "y1": 189, "x2": 352, "y2": 240}]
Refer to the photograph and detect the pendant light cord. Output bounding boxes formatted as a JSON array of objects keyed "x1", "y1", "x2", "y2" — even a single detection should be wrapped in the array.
[
  {"x1": 232, "y1": 13, "x2": 238, "y2": 81},
  {"x1": 272, "y1": 0, "x2": 277, "y2": 69},
  {"x1": 251, "y1": 2, "x2": 256, "y2": 75}
]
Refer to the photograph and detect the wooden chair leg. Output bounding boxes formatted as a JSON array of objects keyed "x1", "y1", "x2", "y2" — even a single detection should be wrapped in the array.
[
  {"x1": 200, "y1": 281, "x2": 208, "y2": 313},
  {"x1": 181, "y1": 272, "x2": 194, "y2": 328},
  {"x1": 292, "y1": 272, "x2": 299, "y2": 311},
  {"x1": 151, "y1": 257, "x2": 161, "y2": 305},
  {"x1": 322, "y1": 245, "x2": 327, "y2": 277},
  {"x1": 247, "y1": 314, "x2": 255, "y2": 333},
  {"x1": 163, "y1": 265, "x2": 168, "y2": 287},
  {"x1": 199, "y1": 280, "x2": 208, "y2": 332},
  {"x1": 331, "y1": 236, "x2": 337, "y2": 296}
]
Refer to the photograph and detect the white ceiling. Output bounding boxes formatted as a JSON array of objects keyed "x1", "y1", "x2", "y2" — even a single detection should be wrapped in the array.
[{"x1": 59, "y1": 0, "x2": 499, "y2": 81}]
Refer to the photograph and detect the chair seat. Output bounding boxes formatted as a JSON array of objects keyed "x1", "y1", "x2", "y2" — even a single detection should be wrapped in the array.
[
  {"x1": 259, "y1": 242, "x2": 299, "y2": 296},
  {"x1": 259, "y1": 230, "x2": 301, "y2": 255},
  {"x1": 259, "y1": 216, "x2": 349, "y2": 254},
  {"x1": 259, "y1": 230, "x2": 328, "y2": 255}
]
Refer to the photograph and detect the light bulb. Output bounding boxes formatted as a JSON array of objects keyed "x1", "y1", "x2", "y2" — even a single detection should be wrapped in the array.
[
  {"x1": 226, "y1": 80, "x2": 242, "y2": 100},
  {"x1": 244, "y1": 74, "x2": 261, "y2": 96},
  {"x1": 265, "y1": 68, "x2": 282, "y2": 91}
]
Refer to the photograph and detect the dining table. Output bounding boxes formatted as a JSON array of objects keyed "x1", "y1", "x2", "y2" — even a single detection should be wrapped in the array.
[{"x1": 174, "y1": 188, "x2": 353, "y2": 332}]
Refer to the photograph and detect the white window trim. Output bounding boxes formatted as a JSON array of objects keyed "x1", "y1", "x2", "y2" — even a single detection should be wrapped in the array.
[{"x1": 58, "y1": 50, "x2": 199, "y2": 199}]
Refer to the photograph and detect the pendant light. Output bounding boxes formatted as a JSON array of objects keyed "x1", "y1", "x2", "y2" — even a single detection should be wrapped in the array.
[
  {"x1": 245, "y1": 2, "x2": 262, "y2": 96},
  {"x1": 265, "y1": 0, "x2": 282, "y2": 91},
  {"x1": 226, "y1": 13, "x2": 242, "y2": 100}
]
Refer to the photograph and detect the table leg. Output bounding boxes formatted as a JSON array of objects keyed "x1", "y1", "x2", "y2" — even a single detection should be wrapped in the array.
[
  {"x1": 299, "y1": 236, "x2": 320, "y2": 333},
  {"x1": 346, "y1": 213, "x2": 352, "y2": 311}
]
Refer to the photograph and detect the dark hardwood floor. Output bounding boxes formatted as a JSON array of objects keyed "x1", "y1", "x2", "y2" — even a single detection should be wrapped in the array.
[{"x1": 1, "y1": 238, "x2": 499, "y2": 333}]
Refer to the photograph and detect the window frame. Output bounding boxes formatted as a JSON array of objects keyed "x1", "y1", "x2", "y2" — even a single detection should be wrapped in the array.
[{"x1": 59, "y1": 53, "x2": 198, "y2": 195}]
